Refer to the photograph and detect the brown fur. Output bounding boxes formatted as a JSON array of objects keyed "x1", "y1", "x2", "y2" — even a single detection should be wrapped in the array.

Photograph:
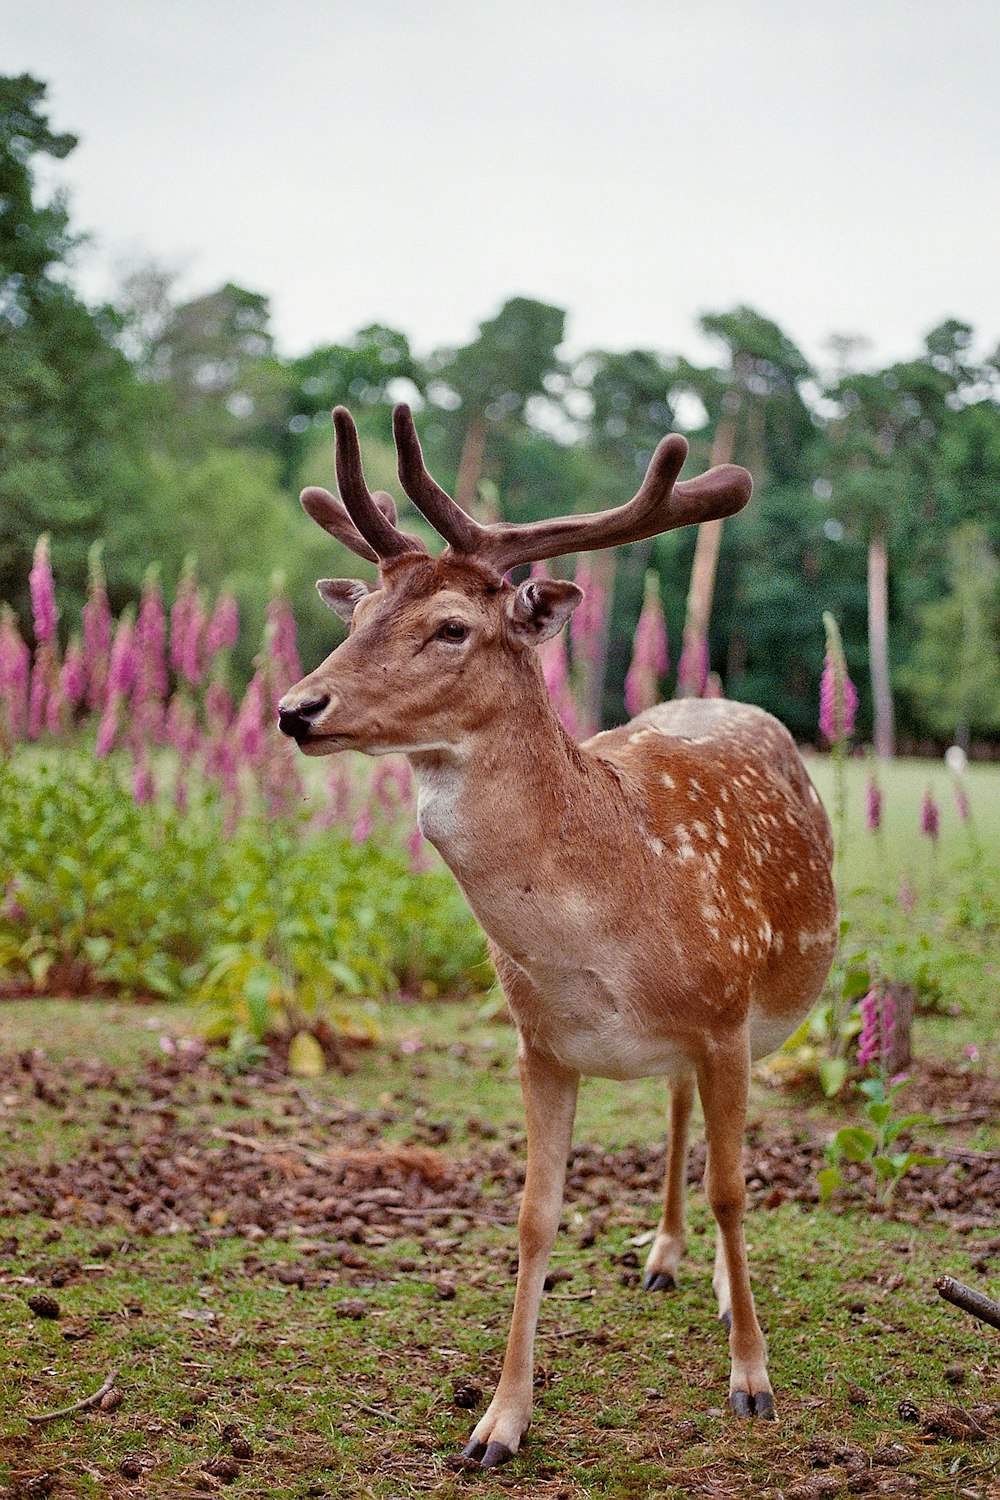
[
  {"x1": 279, "y1": 412, "x2": 836, "y2": 1464},
  {"x1": 281, "y1": 557, "x2": 837, "y2": 1456}
]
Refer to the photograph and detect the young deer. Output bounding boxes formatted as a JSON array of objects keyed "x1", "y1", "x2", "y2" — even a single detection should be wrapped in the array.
[{"x1": 278, "y1": 406, "x2": 838, "y2": 1468}]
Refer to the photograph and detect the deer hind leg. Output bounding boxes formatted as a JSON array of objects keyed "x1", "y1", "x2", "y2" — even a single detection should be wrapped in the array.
[
  {"x1": 696, "y1": 1030, "x2": 775, "y2": 1419},
  {"x1": 643, "y1": 1069, "x2": 695, "y2": 1292},
  {"x1": 459, "y1": 1039, "x2": 579, "y2": 1469}
]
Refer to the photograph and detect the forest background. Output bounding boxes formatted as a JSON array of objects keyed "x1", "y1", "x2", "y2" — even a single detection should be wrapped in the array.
[{"x1": 3, "y1": 71, "x2": 1000, "y2": 753}]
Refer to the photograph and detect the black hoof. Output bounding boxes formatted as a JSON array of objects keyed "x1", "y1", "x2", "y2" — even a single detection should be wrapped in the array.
[
  {"x1": 729, "y1": 1389, "x2": 776, "y2": 1419},
  {"x1": 754, "y1": 1390, "x2": 776, "y2": 1420},
  {"x1": 461, "y1": 1439, "x2": 487, "y2": 1462},
  {"x1": 481, "y1": 1441, "x2": 515, "y2": 1468},
  {"x1": 643, "y1": 1270, "x2": 676, "y2": 1293},
  {"x1": 719, "y1": 1309, "x2": 733, "y2": 1332}
]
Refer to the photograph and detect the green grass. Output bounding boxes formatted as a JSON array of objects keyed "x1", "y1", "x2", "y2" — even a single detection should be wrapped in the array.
[{"x1": 1, "y1": 997, "x2": 998, "y2": 1500}]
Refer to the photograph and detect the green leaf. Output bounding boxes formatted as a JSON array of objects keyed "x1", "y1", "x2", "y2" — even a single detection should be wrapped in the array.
[
  {"x1": 288, "y1": 1030, "x2": 325, "y2": 1077},
  {"x1": 817, "y1": 1166, "x2": 842, "y2": 1202},
  {"x1": 864, "y1": 1100, "x2": 892, "y2": 1131},
  {"x1": 819, "y1": 1056, "x2": 849, "y2": 1098},
  {"x1": 842, "y1": 967, "x2": 872, "y2": 1003},
  {"x1": 244, "y1": 965, "x2": 279, "y2": 1040},
  {"x1": 833, "y1": 1127, "x2": 876, "y2": 1164}
]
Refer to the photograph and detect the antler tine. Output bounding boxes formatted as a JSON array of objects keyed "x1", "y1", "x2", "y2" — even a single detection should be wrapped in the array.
[
  {"x1": 393, "y1": 404, "x2": 483, "y2": 555},
  {"x1": 476, "y1": 433, "x2": 751, "y2": 574},
  {"x1": 300, "y1": 487, "x2": 381, "y2": 564},
  {"x1": 332, "y1": 406, "x2": 428, "y2": 561}
]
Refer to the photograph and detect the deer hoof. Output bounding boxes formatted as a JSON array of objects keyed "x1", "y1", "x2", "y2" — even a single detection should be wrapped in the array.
[
  {"x1": 719, "y1": 1309, "x2": 732, "y2": 1331},
  {"x1": 643, "y1": 1270, "x2": 676, "y2": 1293},
  {"x1": 481, "y1": 1441, "x2": 515, "y2": 1468},
  {"x1": 730, "y1": 1389, "x2": 776, "y2": 1419},
  {"x1": 754, "y1": 1390, "x2": 776, "y2": 1420},
  {"x1": 460, "y1": 1439, "x2": 487, "y2": 1462}
]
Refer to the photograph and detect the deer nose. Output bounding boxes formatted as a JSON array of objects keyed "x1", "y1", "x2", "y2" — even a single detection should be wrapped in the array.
[{"x1": 277, "y1": 694, "x2": 330, "y2": 741}]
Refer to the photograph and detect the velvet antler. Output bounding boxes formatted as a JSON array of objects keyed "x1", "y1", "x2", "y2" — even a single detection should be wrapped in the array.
[
  {"x1": 391, "y1": 404, "x2": 752, "y2": 573},
  {"x1": 301, "y1": 409, "x2": 428, "y2": 563}
]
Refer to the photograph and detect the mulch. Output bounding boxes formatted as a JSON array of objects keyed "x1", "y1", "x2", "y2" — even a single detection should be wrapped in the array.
[{"x1": 1, "y1": 1047, "x2": 998, "y2": 1247}]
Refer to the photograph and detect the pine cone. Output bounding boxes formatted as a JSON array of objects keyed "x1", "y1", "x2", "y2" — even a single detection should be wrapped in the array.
[{"x1": 26, "y1": 1293, "x2": 60, "y2": 1319}]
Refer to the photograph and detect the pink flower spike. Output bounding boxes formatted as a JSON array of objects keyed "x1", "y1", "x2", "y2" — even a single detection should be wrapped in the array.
[
  {"x1": 954, "y1": 782, "x2": 970, "y2": 823},
  {"x1": 406, "y1": 820, "x2": 432, "y2": 873},
  {"x1": 107, "y1": 613, "x2": 138, "y2": 701},
  {"x1": 28, "y1": 650, "x2": 48, "y2": 740},
  {"x1": 0, "y1": 608, "x2": 30, "y2": 742},
  {"x1": 965, "y1": 1044, "x2": 980, "y2": 1064},
  {"x1": 897, "y1": 875, "x2": 916, "y2": 916},
  {"x1": 352, "y1": 807, "x2": 374, "y2": 845},
  {"x1": 82, "y1": 543, "x2": 112, "y2": 711},
  {"x1": 625, "y1": 571, "x2": 669, "y2": 716},
  {"x1": 570, "y1": 555, "x2": 607, "y2": 666},
  {"x1": 206, "y1": 592, "x2": 240, "y2": 657},
  {"x1": 864, "y1": 773, "x2": 882, "y2": 834},
  {"x1": 60, "y1": 636, "x2": 87, "y2": 708},
  {"x1": 95, "y1": 699, "x2": 118, "y2": 758},
  {"x1": 856, "y1": 987, "x2": 880, "y2": 1068},
  {"x1": 819, "y1": 613, "x2": 858, "y2": 743},
  {"x1": 136, "y1": 570, "x2": 168, "y2": 703},
  {"x1": 920, "y1": 787, "x2": 940, "y2": 842},
  {"x1": 267, "y1": 593, "x2": 302, "y2": 692},
  {"x1": 29, "y1": 535, "x2": 58, "y2": 643},
  {"x1": 132, "y1": 754, "x2": 156, "y2": 806}
]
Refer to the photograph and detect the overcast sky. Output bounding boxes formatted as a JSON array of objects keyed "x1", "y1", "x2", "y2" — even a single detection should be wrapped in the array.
[{"x1": 8, "y1": 1, "x2": 1000, "y2": 374}]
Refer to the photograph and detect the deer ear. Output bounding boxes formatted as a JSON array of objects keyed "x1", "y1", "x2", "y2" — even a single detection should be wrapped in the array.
[
  {"x1": 506, "y1": 579, "x2": 583, "y2": 645},
  {"x1": 317, "y1": 578, "x2": 370, "y2": 623}
]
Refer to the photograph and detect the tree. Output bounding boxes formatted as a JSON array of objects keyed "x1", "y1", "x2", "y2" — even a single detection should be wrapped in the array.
[
  {"x1": 0, "y1": 74, "x2": 146, "y2": 625},
  {"x1": 428, "y1": 297, "x2": 566, "y2": 516},
  {"x1": 897, "y1": 524, "x2": 1000, "y2": 743},
  {"x1": 672, "y1": 308, "x2": 813, "y2": 695},
  {"x1": 819, "y1": 320, "x2": 982, "y2": 756}
]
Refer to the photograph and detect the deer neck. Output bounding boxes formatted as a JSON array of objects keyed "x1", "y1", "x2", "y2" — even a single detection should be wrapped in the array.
[{"x1": 406, "y1": 664, "x2": 623, "y2": 928}]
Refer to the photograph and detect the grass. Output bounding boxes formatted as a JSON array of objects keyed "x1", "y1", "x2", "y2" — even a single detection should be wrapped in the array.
[{"x1": 1, "y1": 996, "x2": 998, "y2": 1500}]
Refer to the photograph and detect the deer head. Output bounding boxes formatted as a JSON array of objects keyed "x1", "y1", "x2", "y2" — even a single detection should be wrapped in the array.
[{"x1": 277, "y1": 405, "x2": 752, "y2": 755}]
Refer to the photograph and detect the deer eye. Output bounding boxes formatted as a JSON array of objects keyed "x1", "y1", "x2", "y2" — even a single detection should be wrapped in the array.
[{"x1": 436, "y1": 620, "x2": 469, "y2": 643}]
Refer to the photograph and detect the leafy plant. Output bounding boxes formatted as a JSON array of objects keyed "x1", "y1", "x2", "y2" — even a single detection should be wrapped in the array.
[{"x1": 818, "y1": 1077, "x2": 940, "y2": 1204}]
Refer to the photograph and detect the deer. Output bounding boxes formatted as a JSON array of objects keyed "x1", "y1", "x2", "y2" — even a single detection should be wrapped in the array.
[{"x1": 277, "y1": 405, "x2": 839, "y2": 1469}]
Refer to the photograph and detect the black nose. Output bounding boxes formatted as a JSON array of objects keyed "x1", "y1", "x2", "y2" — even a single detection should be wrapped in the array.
[{"x1": 277, "y1": 694, "x2": 330, "y2": 741}]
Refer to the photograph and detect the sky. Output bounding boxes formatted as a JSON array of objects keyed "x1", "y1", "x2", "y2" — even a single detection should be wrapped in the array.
[{"x1": 8, "y1": 0, "x2": 1000, "y2": 375}]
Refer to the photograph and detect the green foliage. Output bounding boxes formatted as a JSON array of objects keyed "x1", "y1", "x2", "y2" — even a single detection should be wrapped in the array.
[
  {"x1": 0, "y1": 756, "x2": 221, "y2": 998},
  {"x1": 898, "y1": 524, "x2": 1000, "y2": 738},
  {"x1": 818, "y1": 1078, "x2": 940, "y2": 1204},
  {"x1": 0, "y1": 751, "x2": 487, "y2": 1035}
]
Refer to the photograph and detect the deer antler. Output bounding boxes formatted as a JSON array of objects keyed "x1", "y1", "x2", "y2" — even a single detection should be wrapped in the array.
[
  {"x1": 300, "y1": 486, "x2": 401, "y2": 565},
  {"x1": 301, "y1": 409, "x2": 429, "y2": 563},
  {"x1": 392, "y1": 404, "x2": 752, "y2": 573}
]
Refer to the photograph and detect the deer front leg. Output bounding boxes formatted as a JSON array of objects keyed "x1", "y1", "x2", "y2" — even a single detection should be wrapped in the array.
[
  {"x1": 459, "y1": 1039, "x2": 579, "y2": 1469},
  {"x1": 643, "y1": 1069, "x2": 695, "y2": 1292},
  {"x1": 696, "y1": 1030, "x2": 775, "y2": 1419}
]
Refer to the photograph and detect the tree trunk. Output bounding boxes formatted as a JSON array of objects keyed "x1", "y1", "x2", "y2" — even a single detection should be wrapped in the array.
[
  {"x1": 868, "y1": 522, "x2": 895, "y2": 758},
  {"x1": 676, "y1": 418, "x2": 736, "y2": 698},
  {"x1": 455, "y1": 413, "x2": 491, "y2": 519}
]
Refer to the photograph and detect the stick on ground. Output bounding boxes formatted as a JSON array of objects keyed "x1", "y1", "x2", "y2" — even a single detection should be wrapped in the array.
[
  {"x1": 935, "y1": 1276, "x2": 1000, "y2": 1332},
  {"x1": 25, "y1": 1367, "x2": 119, "y2": 1424}
]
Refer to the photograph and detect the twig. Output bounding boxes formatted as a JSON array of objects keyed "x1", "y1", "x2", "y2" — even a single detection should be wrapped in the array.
[
  {"x1": 345, "y1": 1396, "x2": 402, "y2": 1426},
  {"x1": 935, "y1": 1276, "x2": 1000, "y2": 1332},
  {"x1": 25, "y1": 1367, "x2": 119, "y2": 1424},
  {"x1": 547, "y1": 1289, "x2": 596, "y2": 1301}
]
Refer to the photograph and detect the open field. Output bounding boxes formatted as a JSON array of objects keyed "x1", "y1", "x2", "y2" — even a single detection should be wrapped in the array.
[{"x1": 1, "y1": 994, "x2": 998, "y2": 1500}]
